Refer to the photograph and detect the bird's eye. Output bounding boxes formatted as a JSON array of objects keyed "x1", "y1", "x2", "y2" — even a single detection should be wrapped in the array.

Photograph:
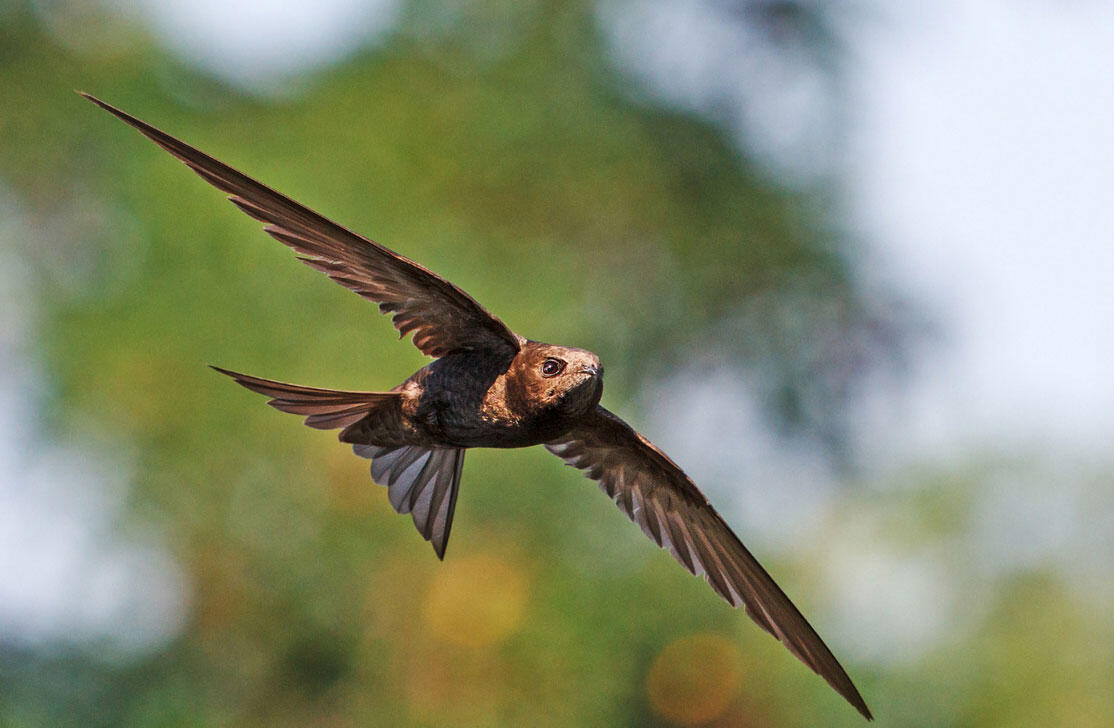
[{"x1": 540, "y1": 358, "x2": 565, "y2": 377}]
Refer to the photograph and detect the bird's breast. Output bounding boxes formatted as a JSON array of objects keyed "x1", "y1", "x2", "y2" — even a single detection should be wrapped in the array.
[{"x1": 405, "y1": 351, "x2": 545, "y2": 448}]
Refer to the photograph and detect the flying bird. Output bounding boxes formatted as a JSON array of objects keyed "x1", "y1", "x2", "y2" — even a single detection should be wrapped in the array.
[{"x1": 82, "y1": 92, "x2": 872, "y2": 720}]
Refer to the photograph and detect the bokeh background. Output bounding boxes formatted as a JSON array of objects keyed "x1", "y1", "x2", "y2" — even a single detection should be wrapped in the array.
[{"x1": 2, "y1": 1, "x2": 1113, "y2": 726}]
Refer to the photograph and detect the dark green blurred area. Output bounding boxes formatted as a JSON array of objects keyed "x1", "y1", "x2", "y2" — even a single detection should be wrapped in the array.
[{"x1": 2, "y1": 1, "x2": 1111, "y2": 727}]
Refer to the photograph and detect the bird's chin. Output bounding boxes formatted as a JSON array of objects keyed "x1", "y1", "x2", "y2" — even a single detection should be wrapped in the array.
[{"x1": 560, "y1": 375, "x2": 603, "y2": 416}]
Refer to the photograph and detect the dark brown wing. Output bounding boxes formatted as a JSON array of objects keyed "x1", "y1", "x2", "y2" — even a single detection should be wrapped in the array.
[
  {"x1": 82, "y1": 93, "x2": 520, "y2": 360},
  {"x1": 546, "y1": 406, "x2": 872, "y2": 720}
]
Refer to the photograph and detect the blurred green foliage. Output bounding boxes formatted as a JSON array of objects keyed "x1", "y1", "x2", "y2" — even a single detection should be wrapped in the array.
[{"x1": 3, "y1": 1, "x2": 1110, "y2": 727}]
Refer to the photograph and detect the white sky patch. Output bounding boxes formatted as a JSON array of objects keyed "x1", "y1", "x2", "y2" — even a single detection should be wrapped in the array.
[
  {"x1": 115, "y1": 0, "x2": 402, "y2": 89},
  {"x1": 0, "y1": 191, "x2": 187, "y2": 655},
  {"x1": 601, "y1": 0, "x2": 1114, "y2": 465},
  {"x1": 822, "y1": 531, "x2": 965, "y2": 665},
  {"x1": 0, "y1": 443, "x2": 187, "y2": 653},
  {"x1": 600, "y1": 0, "x2": 838, "y2": 180},
  {"x1": 643, "y1": 367, "x2": 840, "y2": 554},
  {"x1": 844, "y1": 1, "x2": 1114, "y2": 463}
]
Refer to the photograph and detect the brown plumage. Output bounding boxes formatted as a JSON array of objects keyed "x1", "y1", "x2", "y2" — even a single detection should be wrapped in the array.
[{"x1": 83, "y1": 92, "x2": 872, "y2": 720}]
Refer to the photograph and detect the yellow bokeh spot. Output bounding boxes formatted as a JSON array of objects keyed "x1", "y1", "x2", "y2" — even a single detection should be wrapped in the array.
[
  {"x1": 404, "y1": 645, "x2": 506, "y2": 724},
  {"x1": 647, "y1": 632, "x2": 744, "y2": 726},
  {"x1": 422, "y1": 552, "x2": 529, "y2": 647}
]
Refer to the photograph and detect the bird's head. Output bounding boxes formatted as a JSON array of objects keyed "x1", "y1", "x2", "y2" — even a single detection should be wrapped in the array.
[{"x1": 514, "y1": 342, "x2": 604, "y2": 417}]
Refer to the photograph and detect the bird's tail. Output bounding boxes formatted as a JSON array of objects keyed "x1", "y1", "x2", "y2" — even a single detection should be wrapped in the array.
[
  {"x1": 211, "y1": 366, "x2": 401, "y2": 432},
  {"x1": 212, "y1": 365, "x2": 463, "y2": 559}
]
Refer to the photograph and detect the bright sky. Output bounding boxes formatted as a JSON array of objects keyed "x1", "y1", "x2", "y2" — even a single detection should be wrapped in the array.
[
  {"x1": 0, "y1": 202, "x2": 186, "y2": 652},
  {"x1": 845, "y1": 0, "x2": 1114, "y2": 464},
  {"x1": 606, "y1": 0, "x2": 1114, "y2": 467},
  {"x1": 119, "y1": 0, "x2": 402, "y2": 88}
]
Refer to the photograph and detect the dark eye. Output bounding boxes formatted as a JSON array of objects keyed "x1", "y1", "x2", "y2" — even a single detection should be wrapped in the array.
[{"x1": 540, "y1": 358, "x2": 565, "y2": 377}]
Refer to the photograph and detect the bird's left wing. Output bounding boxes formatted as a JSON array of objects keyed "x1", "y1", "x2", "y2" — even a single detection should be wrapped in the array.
[
  {"x1": 81, "y1": 93, "x2": 520, "y2": 360},
  {"x1": 545, "y1": 406, "x2": 872, "y2": 720}
]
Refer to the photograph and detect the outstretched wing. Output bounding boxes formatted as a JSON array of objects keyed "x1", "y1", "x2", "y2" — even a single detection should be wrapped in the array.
[
  {"x1": 82, "y1": 93, "x2": 520, "y2": 360},
  {"x1": 546, "y1": 406, "x2": 872, "y2": 720}
]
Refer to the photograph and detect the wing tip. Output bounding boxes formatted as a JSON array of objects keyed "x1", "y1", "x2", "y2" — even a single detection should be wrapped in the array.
[
  {"x1": 845, "y1": 685, "x2": 873, "y2": 721},
  {"x1": 209, "y1": 364, "x2": 241, "y2": 379},
  {"x1": 79, "y1": 92, "x2": 133, "y2": 123}
]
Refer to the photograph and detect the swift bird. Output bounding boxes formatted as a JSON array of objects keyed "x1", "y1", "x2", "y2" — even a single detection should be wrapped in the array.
[{"x1": 83, "y1": 93, "x2": 871, "y2": 720}]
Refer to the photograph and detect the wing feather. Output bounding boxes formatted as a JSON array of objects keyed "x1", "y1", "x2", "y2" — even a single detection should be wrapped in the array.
[
  {"x1": 82, "y1": 93, "x2": 519, "y2": 360},
  {"x1": 546, "y1": 406, "x2": 872, "y2": 720}
]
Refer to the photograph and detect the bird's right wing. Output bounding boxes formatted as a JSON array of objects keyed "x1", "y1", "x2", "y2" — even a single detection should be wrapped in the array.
[
  {"x1": 545, "y1": 406, "x2": 872, "y2": 720},
  {"x1": 82, "y1": 93, "x2": 520, "y2": 360}
]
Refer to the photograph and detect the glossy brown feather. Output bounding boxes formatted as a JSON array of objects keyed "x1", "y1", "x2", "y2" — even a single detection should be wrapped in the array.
[
  {"x1": 546, "y1": 406, "x2": 873, "y2": 720},
  {"x1": 210, "y1": 366, "x2": 401, "y2": 431},
  {"x1": 80, "y1": 93, "x2": 519, "y2": 360}
]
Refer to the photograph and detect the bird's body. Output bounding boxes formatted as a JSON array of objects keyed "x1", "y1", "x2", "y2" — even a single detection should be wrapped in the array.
[
  {"x1": 83, "y1": 93, "x2": 872, "y2": 720},
  {"x1": 398, "y1": 342, "x2": 603, "y2": 449}
]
